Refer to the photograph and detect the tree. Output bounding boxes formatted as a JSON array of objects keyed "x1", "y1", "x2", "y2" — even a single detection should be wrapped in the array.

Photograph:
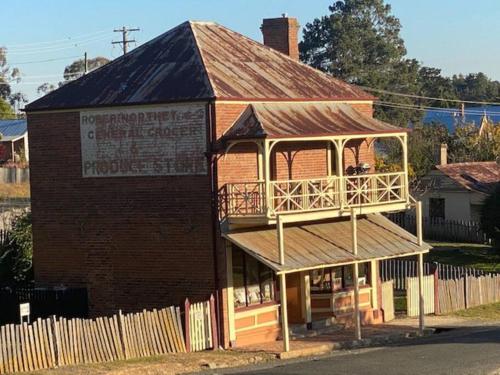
[
  {"x1": 300, "y1": 0, "x2": 422, "y2": 127},
  {"x1": 37, "y1": 56, "x2": 110, "y2": 95},
  {"x1": 63, "y1": 56, "x2": 110, "y2": 81},
  {"x1": 481, "y1": 185, "x2": 500, "y2": 248},
  {"x1": 0, "y1": 98, "x2": 15, "y2": 119},
  {"x1": 0, "y1": 47, "x2": 24, "y2": 112},
  {"x1": 418, "y1": 67, "x2": 458, "y2": 108},
  {"x1": 0, "y1": 212, "x2": 33, "y2": 284}
]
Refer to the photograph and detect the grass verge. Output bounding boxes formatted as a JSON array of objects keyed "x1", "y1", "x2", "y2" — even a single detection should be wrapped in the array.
[
  {"x1": 453, "y1": 302, "x2": 500, "y2": 320},
  {"x1": 425, "y1": 242, "x2": 500, "y2": 273}
]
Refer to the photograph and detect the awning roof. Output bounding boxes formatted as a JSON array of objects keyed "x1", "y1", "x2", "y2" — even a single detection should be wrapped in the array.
[
  {"x1": 224, "y1": 214, "x2": 430, "y2": 273},
  {"x1": 221, "y1": 102, "x2": 405, "y2": 141}
]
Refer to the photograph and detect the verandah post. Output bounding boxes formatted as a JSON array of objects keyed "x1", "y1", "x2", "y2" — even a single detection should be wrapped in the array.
[
  {"x1": 351, "y1": 207, "x2": 361, "y2": 340},
  {"x1": 418, "y1": 253, "x2": 425, "y2": 335},
  {"x1": 279, "y1": 273, "x2": 290, "y2": 352}
]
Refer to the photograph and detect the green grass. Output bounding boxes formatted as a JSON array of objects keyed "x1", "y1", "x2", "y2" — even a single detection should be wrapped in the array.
[
  {"x1": 424, "y1": 242, "x2": 500, "y2": 273},
  {"x1": 453, "y1": 302, "x2": 500, "y2": 320},
  {"x1": 394, "y1": 295, "x2": 407, "y2": 312}
]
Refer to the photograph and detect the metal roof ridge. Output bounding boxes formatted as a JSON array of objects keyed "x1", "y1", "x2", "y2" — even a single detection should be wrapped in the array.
[{"x1": 189, "y1": 22, "x2": 217, "y2": 99}]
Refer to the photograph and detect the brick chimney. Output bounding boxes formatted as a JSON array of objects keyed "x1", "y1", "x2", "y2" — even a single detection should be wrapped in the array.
[
  {"x1": 261, "y1": 14, "x2": 300, "y2": 60},
  {"x1": 439, "y1": 143, "x2": 448, "y2": 166}
]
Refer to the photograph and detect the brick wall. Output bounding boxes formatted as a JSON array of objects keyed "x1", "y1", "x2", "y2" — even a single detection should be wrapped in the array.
[
  {"x1": 261, "y1": 17, "x2": 300, "y2": 60},
  {"x1": 28, "y1": 109, "x2": 216, "y2": 317}
]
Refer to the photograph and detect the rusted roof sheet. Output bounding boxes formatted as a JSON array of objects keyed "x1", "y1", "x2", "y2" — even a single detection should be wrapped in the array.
[
  {"x1": 26, "y1": 21, "x2": 373, "y2": 112},
  {"x1": 26, "y1": 22, "x2": 213, "y2": 111},
  {"x1": 436, "y1": 161, "x2": 500, "y2": 194},
  {"x1": 190, "y1": 22, "x2": 373, "y2": 101},
  {"x1": 224, "y1": 214, "x2": 430, "y2": 273},
  {"x1": 221, "y1": 102, "x2": 404, "y2": 140}
]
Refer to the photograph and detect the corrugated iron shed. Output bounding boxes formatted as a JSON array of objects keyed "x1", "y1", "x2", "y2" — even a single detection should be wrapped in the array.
[
  {"x1": 224, "y1": 214, "x2": 431, "y2": 273},
  {"x1": 0, "y1": 119, "x2": 27, "y2": 141},
  {"x1": 436, "y1": 161, "x2": 500, "y2": 194},
  {"x1": 26, "y1": 21, "x2": 374, "y2": 112},
  {"x1": 221, "y1": 102, "x2": 405, "y2": 140}
]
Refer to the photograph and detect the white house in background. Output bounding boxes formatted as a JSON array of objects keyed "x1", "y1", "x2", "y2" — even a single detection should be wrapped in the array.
[
  {"x1": 415, "y1": 144, "x2": 500, "y2": 222},
  {"x1": 0, "y1": 119, "x2": 29, "y2": 163}
]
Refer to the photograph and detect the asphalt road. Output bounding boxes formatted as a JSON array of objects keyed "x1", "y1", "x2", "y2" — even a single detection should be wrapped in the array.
[{"x1": 226, "y1": 325, "x2": 500, "y2": 375}]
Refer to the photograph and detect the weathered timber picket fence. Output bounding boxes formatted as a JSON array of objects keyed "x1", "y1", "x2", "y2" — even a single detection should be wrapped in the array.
[
  {"x1": 380, "y1": 259, "x2": 495, "y2": 290},
  {"x1": 184, "y1": 295, "x2": 218, "y2": 352},
  {"x1": 0, "y1": 306, "x2": 186, "y2": 374},
  {"x1": 387, "y1": 213, "x2": 491, "y2": 244},
  {"x1": 438, "y1": 274, "x2": 500, "y2": 314}
]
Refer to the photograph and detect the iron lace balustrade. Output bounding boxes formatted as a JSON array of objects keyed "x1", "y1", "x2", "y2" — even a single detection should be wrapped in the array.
[{"x1": 219, "y1": 171, "x2": 408, "y2": 220}]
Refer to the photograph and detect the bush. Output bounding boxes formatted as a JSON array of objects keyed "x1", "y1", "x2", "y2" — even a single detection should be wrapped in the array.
[
  {"x1": 481, "y1": 186, "x2": 500, "y2": 248},
  {"x1": 0, "y1": 212, "x2": 33, "y2": 283}
]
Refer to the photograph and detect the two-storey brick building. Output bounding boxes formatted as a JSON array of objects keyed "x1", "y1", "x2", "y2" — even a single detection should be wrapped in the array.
[{"x1": 26, "y1": 16, "x2": 430, "y2": 351}]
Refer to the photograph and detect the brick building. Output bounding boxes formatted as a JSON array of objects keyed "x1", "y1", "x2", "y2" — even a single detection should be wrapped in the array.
[{"x1": 26, "y1": 16, "x2": 430, "y2": 351}]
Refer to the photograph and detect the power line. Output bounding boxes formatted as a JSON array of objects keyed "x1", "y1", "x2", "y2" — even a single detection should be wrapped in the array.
[
  {"x1": 9, "y1": 55, "x2": 81, "y2": 65},
  {"x1": 112, "y1": 26, "x2": 140, "y2": 55},
  {"x1": 5, "y1": 35, "x2": 113, "y2": 55},
  {"x1": 361, "y1": 86, "x2": 500, "y2": 107},
  {"x1": 375, "y1": 101, "x2": 500, "y2": 116},
  {"x1": 4, "y1": 29, "x2": 110, "y2": 48}
]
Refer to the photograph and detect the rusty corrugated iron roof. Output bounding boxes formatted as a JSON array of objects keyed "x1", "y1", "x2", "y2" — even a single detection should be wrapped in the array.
[
  {"x1": 221, "y1": 102, "x2": 404, "y2": 140},
  {"x1": 436, "y1": 161, "x2": 500, "y2": 194},
  {"x1": 224, "y1": 214, "x2": 430, "y2": 273},
  {"x1": 26, "y1": 21, "x2": 374, "y2": 112}
]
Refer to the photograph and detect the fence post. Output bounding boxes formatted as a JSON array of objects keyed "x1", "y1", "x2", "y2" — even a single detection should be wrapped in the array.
[
  {"x1": 433, "y1": 263, "x2": 439, "y2": 315},
  {"x1": 184, "y1": 298, "x2": 191, "y2": 353},
  {"x1": 118, "y1": 310, "x2": 128, "y2": 359},
  {"x1": 51, "y1": 315, "x2": 61, "y2": 367},
  {"x1": 209, "y1": 294, "x2": 218, "y2": 350},
  {"x1": 464, "y1": 275, "x2": 468, "y2": 309}
]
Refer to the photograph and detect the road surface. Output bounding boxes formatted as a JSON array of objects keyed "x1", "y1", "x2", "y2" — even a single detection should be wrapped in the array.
[{"x1": 226, "y1": 325, "x2": 500, "y2": 375}]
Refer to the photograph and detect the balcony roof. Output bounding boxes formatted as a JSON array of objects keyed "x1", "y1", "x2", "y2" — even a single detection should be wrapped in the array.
[
  {"x1": 221, "y1": 102, "x2": 406, "y2": 141},
  {"x1": 223, "y1": 214, "x2": 430, "y2": 273}
]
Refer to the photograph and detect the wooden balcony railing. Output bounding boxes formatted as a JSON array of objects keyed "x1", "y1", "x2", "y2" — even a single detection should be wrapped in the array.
[{"x1": 218, "y1": 172, "x2": 407, "y2": 219}]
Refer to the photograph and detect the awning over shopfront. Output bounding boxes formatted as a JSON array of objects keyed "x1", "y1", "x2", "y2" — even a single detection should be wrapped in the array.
[{"x1": 223, "y1": 214, "x2": 431, "y2": 273}]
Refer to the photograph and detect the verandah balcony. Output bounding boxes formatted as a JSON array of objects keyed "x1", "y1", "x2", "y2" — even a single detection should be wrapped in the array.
[{"x1": 218, "y1": 171, "x2": 408, "y2": 223}]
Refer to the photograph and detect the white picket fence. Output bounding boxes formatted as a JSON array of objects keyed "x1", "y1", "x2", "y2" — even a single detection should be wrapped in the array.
[
  {"x1": 184, "y1": 295, "x2": 217, "y2": 352},
  {"x1": 406, "y1": 275, "x2": 435, "y2": 317}
]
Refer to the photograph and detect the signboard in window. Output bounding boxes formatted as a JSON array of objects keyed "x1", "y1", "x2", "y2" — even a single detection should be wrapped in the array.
[{"x1": 80, "y1": 103, "x2": 207, "y2": 177}]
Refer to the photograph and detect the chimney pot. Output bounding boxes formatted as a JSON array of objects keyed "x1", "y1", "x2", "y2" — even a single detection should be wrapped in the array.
[{"x1": 261, "y1": 16, "x2": 300, "y2": 60}]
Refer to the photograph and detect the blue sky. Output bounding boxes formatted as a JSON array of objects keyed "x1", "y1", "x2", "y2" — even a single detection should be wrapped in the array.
[{"x1": 2, "y1": 0, "x2": 499, "y2": 103}]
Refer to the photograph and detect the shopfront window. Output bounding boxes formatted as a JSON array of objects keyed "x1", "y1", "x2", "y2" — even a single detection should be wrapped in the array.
[
  {"x1": 232, "y1": 248, "x2": 276, "y2": 309},
  {"x1": 310, "y1": 263, "x2": 370, "y2": 292}
]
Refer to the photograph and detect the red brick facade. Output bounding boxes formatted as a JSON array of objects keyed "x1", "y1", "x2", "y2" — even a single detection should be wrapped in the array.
[
  {"x1": 28, "y1": 109, "x2": 216, "y2": 317},
  {"x1": 28, "y1": 99, "x2": 375, "y2": 348}
]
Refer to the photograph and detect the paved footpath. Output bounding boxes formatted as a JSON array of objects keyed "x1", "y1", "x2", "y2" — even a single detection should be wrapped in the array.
[{"x1": 223, "y1": 324, "x2": 500, "y2": 375}]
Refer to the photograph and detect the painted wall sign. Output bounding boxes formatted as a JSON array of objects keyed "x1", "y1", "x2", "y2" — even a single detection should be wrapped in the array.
[{"x1": 80, "y1": 104, "x2": 207, "y2": 177}]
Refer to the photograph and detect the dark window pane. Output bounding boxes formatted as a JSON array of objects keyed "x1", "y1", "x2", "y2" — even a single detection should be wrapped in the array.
[
  {"x1": 260, "y1": 267, "x2": 274, "y2": 302},
  {"x1": 245, "y1": 255, "x2": 261, "y2": 305},
  {"x1": 232, "y1": 248, "x2": 246, "y2": 308}
]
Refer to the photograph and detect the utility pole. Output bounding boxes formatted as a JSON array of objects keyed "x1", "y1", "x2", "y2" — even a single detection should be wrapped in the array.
[
  {"x1": 112, "y1": 26, "x2": 140, "y2": 55},
  {"x1": 84, "y1": 52, "x2": 88, "y2": 74}
]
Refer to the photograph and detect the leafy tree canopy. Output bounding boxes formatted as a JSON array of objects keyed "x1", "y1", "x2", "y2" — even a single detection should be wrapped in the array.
[{"x1": 37, "y1": 56, "x2": 110, "y2": 95}]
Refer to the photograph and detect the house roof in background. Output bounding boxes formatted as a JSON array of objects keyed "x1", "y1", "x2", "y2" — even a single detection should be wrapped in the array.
[
  {"x1": 224, "y1": 214, "x2": 430, "y2": 273},
  {"x1": 436, "y1": 161, "x2": 500, "y2": 194},
  {"x1": 26, "y1": 21, "x2": 374, "y2": 112},
  {"x1": 222, "y1": 102, "x2": 404, "y2": 140},
  {"x1": 0, "y1": 120, "x2": 28, "y2": 142}
]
